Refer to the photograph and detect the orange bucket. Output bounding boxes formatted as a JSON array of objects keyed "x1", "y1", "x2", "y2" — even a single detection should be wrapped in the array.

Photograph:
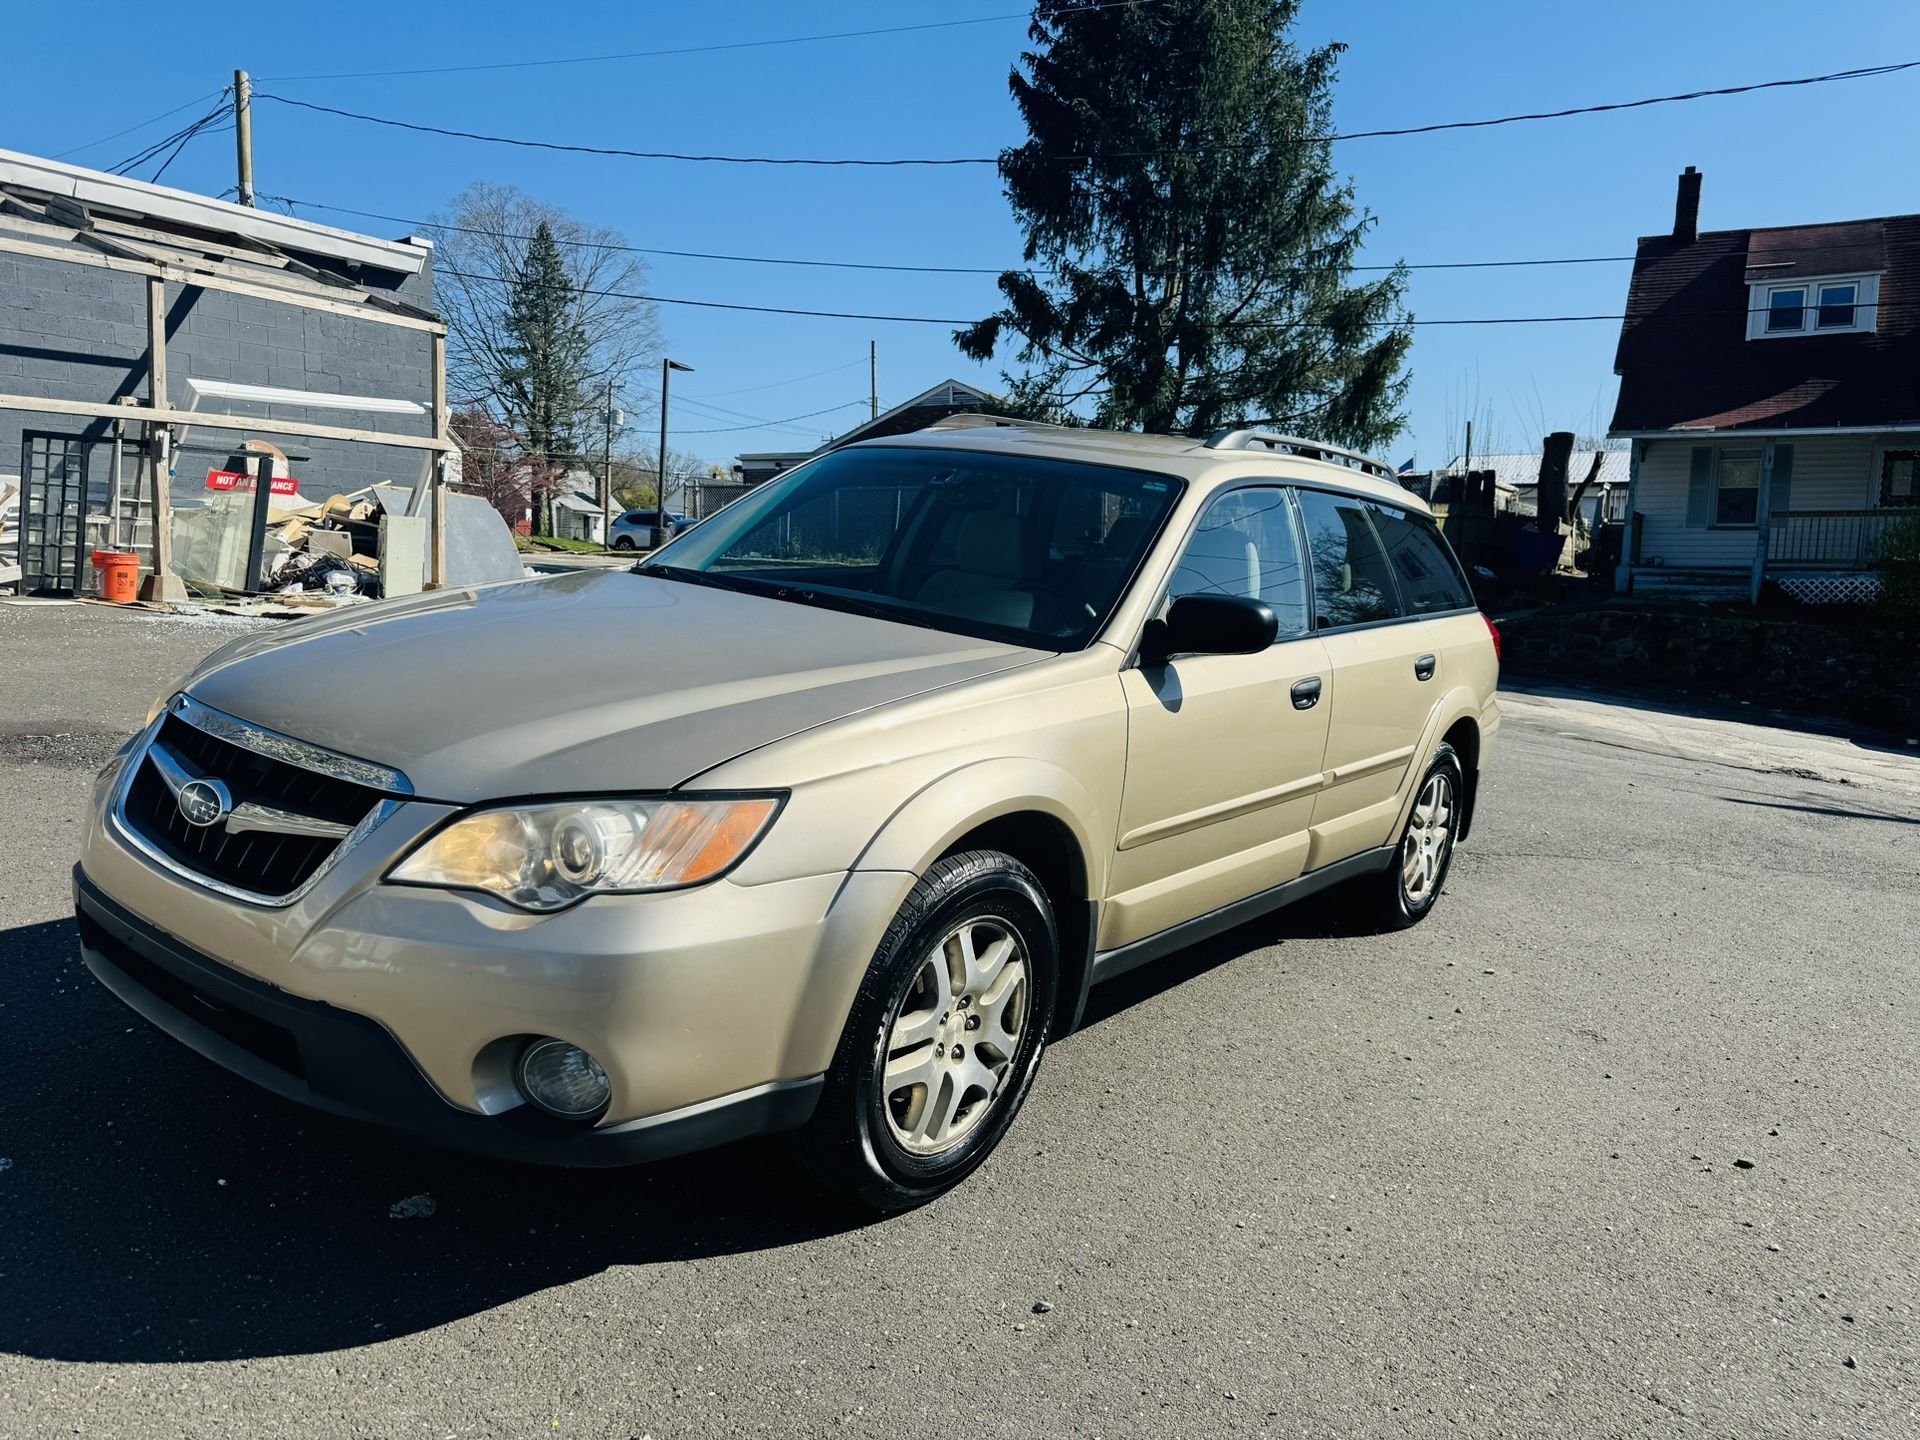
[{"x1": 90, "y1": 550, "x2": 141, "y2": 604}]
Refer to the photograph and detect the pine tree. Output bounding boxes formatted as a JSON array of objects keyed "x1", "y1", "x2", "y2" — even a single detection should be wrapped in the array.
[
  {"x1": 502, "y1": 221, "x2": 590, "y2": 534},
  {"x1": 957, "y1": 0, "x2": 1411, "y2": 449}
]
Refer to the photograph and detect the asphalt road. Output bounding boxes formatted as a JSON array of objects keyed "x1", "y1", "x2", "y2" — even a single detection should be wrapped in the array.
[{"x1": 2, "y1": 601, "x2": 1916, "y2": 1439}]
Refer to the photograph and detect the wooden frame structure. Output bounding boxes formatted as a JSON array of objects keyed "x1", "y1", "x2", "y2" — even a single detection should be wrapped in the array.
[{"x1": 0, "y1": 193, "x2": 452, "y2": 594}]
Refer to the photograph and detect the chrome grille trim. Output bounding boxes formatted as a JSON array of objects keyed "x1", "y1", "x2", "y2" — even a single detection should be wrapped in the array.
[
  {"x1": 107, "y1": 705, "x2": 412, "y2": 909},
  {"x1": 171, "y1": 695, "x2": 413, "y2": 795}
]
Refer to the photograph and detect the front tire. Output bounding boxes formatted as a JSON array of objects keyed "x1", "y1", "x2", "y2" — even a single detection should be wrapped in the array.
[
  {"x1": 1365, "y1": 742, "x2": 1464, "y2": 930},
  {"x1": 797, "y1": 850, "x2": 1057, "y2": 1212}
]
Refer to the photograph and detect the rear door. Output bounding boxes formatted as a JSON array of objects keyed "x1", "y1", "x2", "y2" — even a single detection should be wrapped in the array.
[
  {"x1": 1294, "y1": 488, "x2": 1444, "y2": 866},
  {"x1": 1107, "y1": 486, "x2": 1331, "y2": 949}
]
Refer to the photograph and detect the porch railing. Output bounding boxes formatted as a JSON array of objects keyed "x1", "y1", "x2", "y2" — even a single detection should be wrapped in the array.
[{"x1": 1765, "y1": 508, "x2": 1907, "y2": 567}]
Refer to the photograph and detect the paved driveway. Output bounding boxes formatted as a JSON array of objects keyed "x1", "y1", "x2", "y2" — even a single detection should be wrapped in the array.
[{"x1": 2, "y1": 603, "x2": 1915, "y2": 1438}]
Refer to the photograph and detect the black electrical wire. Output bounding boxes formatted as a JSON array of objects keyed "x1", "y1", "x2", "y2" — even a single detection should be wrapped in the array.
[
  {"x1": 255, "y1": 58, "x2": 1918, "y2": 166},
  {"x1": 258, "y1": 2, "x2": 1161, "y2": 83},
  {"x1": 435, "y1": 265, "x2": 1773, "y2": 330},
  {"x1": 264, "y1": 195, "x2": 1639, "y2": 276}
]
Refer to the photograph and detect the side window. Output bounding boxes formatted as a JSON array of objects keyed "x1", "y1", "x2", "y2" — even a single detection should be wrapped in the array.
[
  {"x1": 1294, "y1": 489, "x2": 1401, "y2": 629},
  {"x1": 1369, "y1": 504, "x2": 1474, "y2": 613},
  {"x1": 1166, "y1": 487, "x2": 1308, "y2": 639}
]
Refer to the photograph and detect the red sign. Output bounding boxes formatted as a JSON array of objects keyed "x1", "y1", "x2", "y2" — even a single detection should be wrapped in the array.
[{"x1": 206, "y1": 468, "x2": 298, "y2": 496}]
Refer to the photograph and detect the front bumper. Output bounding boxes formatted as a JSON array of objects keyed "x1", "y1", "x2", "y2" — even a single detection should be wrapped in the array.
[{"x1": 75, "y1": 868, "x2": 823, "y2": 1167}]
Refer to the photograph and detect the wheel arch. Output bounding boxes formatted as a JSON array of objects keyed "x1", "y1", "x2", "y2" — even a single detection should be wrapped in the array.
[
  {"x1": 1440, "y1": 712, "x2": 1482, "y2": 842},
  {"x1": 854, "y1": 758, "x2": 1107, "y2": 1038}
]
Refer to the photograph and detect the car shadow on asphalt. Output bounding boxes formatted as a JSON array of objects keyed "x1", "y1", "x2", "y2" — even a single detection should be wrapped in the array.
[
  {"x1": 1076, "y1": 888, "x2": 1373, "y2": 1031},
  {"x1": 0, "y1": 915, "x2": 870, "y2": 1365},
  {"x1": 1, "y1": 888, "x2": 1375, "y2": 1365}
]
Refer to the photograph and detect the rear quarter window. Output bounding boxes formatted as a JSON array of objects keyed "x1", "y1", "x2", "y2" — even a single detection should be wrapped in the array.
[{"x1": 1369, "y1": 504, "x2": 1476, "y2": 613}]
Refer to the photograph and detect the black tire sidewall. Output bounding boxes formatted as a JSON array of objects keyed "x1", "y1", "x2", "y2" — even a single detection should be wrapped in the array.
[
  {"x1": 1393, "y1": 743, "x2": 1463, "y2": 924},
  {"x1": 812, "y1": 853, "x2": 1058, "y2": 1209}
]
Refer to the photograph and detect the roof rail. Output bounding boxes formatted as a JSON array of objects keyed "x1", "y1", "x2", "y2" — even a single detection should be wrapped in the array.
[
  {"x1": 1204, "y1": 425, "x2": 1398, "y2": 482},
  {"x1": 922, "y1": 412, "x2": 1075, "y2": 434}
]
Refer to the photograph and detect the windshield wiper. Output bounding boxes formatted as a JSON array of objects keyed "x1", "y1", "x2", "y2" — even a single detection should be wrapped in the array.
[
  {"x1": 638, "y1": 565, "x2": 754, "y2": 594},
  {"x1": 767, "y1": 584, "x2": 902, "y2": 624}
]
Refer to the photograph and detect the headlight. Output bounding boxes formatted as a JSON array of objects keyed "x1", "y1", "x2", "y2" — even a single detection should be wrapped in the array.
[
  {"x1": 388, "y1": 795, "x2": 781, "y2": 911},
  {"x1": 146, "y1": 692, "x2": 176, "y2": 726}
]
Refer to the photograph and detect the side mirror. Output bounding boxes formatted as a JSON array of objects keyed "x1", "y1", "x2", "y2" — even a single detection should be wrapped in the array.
[{"x1": 1140, "y1": 594, "x2": 1278, "y2": 664}]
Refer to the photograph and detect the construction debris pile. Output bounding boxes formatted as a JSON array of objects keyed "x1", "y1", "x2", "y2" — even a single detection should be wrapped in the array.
[{"x1": 267, "y1": 490, "x2": 386, "y2": 599}]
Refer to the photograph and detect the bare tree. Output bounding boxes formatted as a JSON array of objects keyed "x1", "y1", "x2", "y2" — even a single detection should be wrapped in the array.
[{"x1": 431, "y1": 181, "x2": 663, "y2": 450}]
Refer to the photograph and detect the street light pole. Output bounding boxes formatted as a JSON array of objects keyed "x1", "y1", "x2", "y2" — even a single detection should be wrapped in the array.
[{"x1": 657, "y1": 358, "x2": 693, "y2": 549}]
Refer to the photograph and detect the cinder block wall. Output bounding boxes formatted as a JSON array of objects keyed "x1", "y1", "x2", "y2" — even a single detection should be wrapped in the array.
[{"x1": 0, "y1": 247, "x2": 437, "y2": 518}]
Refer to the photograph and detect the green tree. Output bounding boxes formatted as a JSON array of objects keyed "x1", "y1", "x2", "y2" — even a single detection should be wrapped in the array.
[
  {"x1": 501, "y1": 221, "x2": 591, "y2": 534},
  {"x1": 957, "y1": 0, "x2": 1411, "y2": 448}
]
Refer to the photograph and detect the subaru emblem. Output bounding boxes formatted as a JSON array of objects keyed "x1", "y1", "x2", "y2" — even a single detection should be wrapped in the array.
[{"x1": 176, "y1": 778, "x2": 233, "y2": 828}]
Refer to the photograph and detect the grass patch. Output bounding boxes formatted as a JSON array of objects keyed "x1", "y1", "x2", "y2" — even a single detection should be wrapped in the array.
[{"x1": 515, "y1": 534, "x2": 611, "y2": 554}]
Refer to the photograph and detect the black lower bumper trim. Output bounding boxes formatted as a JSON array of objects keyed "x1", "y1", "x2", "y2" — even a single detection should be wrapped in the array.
[{"x1": 73, "y1": 867, "x2": 821, "y2": 1168}]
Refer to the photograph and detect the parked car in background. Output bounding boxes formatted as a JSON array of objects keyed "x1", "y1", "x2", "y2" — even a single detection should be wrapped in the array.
[
  {"x1": 76, "y1": 418, "x2": 1498, "y2": 1211},
  {"x1": 608, "y1": 509, "x2": 688, "y2": 550}
]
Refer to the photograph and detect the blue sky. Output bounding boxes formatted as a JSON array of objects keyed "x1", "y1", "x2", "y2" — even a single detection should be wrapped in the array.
[{"x1": 5, "y1": 0, "x2": 1916, "y2": 469}]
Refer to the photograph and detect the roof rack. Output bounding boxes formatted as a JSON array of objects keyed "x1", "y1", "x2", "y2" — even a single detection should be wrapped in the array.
[{"x1": 1204, "y1": 425, "x2": 1398, "y2": 482}]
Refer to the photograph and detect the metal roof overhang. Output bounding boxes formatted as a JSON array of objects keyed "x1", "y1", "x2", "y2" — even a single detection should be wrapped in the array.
[{"x1": 0, "y1": 146, "x2": 426, "y2": 276}]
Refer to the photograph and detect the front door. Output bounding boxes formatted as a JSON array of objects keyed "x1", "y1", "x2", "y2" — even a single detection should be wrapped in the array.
[
  {"x1": 1106, "y1": 486, "x2": 1331, "y2": 950},
  {"x1": 1293, "y1": 488, "x2": 1443, "y2": 865}
]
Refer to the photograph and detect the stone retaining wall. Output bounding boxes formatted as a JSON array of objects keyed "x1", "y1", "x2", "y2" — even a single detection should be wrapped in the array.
[{"x1": 1500, "y1": 606, "x2": 1920, "y2": 729}]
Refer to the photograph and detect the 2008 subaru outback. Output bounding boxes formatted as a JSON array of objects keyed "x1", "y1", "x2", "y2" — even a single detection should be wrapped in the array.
[{"x1": 77, "y1": 418, "x2": 1499, "y2": 1211}]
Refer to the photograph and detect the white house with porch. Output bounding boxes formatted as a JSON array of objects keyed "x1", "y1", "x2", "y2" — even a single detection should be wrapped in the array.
[{"x1": 1610, "y1": 167, "x2": 1918, "y2": 604}]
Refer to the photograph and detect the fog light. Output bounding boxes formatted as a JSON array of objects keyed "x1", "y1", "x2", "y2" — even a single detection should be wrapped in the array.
[{"x1": 516, "y1": 1038, "x2": 611, "y2": 1118}]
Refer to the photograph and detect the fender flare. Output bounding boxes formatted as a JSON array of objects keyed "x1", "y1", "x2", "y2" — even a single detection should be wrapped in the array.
[
  {"x1": 852, "y1": 756, "x2": 1108, "y2": 1035},
  {"x1": 1394, "y1": 685, "x2": 1485, "y2": 841}
]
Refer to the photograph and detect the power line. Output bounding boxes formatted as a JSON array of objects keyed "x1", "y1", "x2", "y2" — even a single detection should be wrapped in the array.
[
  {"x1": 1332, "y1": 59, "x2": 1919, "y2": 141},
  {"x1": 51, "y1": 89, "x2": 229, "y2": 161},
  {"x1": 257, "y1": 3, "x2": 1157, "y2": 83},
  {"x1": 254, "y1": 58, "x2": 1918, "y2": 167},
  {"x1": 254, "y1": 94, "x2": 996, "y2": 166},
  {"x1": 107, "y1": 101, "x2": 234, "y2": 179},
  {"x1": 266, "y1": 194, "x2": 1639, "y2": 275},
  {"x1": 686, "y1": 358, "x2": 870, "y2": 399},
  {"x1": 675, "y1": 400, "x2": 871, "y2": 435},
  {"x1": 440, "y1": 266, "x2": 1815, "y2": 329},
  {"x1": 437, "y1": 266, "x2": 979, "y2": 324}
]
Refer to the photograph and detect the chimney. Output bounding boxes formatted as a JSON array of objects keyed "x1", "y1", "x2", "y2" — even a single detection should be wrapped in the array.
[{"x1": 1673, "y1": 165, "x2": 1702, "y2": 242}]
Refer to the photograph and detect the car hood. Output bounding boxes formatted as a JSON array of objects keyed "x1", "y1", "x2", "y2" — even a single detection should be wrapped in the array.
[{"x1": 179, "y1": 569, "x2": 1045, "y2": 802}]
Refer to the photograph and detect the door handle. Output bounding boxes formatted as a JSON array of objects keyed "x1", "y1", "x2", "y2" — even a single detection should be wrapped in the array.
[
  {"x1": 1290, "y1": 676, "x2": 1322, "y2": 710},
  {"x1": 1414, "y1": 653, "x2": 1437, "y2": 682}
]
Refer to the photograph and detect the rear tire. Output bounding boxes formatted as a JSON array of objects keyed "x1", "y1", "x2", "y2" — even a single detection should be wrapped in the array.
[
  {"x1": 796, "y1": 850, "x2": 1057, "y2": 1213},
  {"x1": 1364, "y1": 742, "x2": 1464, "y2": 931},
  {"x1": 613, "y1": 536, "x2": 636, "y2": 551}
]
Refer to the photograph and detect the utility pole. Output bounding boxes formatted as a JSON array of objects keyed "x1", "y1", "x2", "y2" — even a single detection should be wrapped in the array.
[
  {"x1": 869, "y1": 340, "x2": 878, "y2": 421},
  {"x1": 233, "y1": 70, "x2": 255, "y2": 208},
  {"x1": 601, "y1": 379, "x2": 616, "y2": 550},
  {"x1": 657, "y1": 358, "x2": 693, "y2": 548}
]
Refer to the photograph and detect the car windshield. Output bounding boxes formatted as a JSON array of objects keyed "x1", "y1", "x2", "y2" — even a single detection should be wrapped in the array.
[{"x1": 640, "y1": 445, "x2": 1182, "y2": 649}]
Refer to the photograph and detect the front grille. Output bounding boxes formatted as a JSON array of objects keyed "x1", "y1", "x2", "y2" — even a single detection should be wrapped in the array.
[{"x1": 121, "y1": 711, "x2": 392, "y2": 899}]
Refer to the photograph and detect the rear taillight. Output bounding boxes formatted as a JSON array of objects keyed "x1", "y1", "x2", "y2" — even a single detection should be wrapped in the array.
[{"x1": 1483, "y1": 612, "x2": 1502, "y2": 663}]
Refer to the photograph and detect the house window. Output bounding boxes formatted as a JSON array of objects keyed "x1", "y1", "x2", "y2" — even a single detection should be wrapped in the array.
[
  {"x1": 1765, "y1": 287, "x2": 1806, "y2": 333},
  {"x1": 1749, "y1": 273, "x2": 1878, "y2": 338},
  {"x1": 1816, "y1": 282, "x2": 1857, "y2": 328},
  {"x1": 1714, "y1": 449, "x2": 1762, "y2": 527},
  {"x1": 1883, "y1": 451, "x2": 1920, "y2": 508}
]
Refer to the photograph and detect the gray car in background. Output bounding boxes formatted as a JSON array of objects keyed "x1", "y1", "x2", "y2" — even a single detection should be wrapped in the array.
[{"x1": 608, "y1": 510, "x2": 688, "y2": 550}]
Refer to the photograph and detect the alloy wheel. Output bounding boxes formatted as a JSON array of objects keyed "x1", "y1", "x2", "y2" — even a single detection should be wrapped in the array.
[
  {"x1": 881, "y1": 915, "x2": 1030, "y2": 1156},
  {"x1": 1401, "y1": 771, "x2": 1455, "y2": 907}
]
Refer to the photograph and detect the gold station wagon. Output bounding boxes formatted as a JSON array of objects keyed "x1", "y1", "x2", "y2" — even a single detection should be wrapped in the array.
[{"x1": 77, "y1": 418, "x2": 1499, "y2": 1210}]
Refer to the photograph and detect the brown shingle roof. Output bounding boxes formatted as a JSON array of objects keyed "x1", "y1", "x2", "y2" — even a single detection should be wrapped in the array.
[{"x1": 1610, "y1": 214, "x2": 1920, "y2": 433}]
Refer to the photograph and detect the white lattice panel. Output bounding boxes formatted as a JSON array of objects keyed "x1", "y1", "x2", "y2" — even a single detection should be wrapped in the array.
[{"x1": 1776, "y1": 572, "x2": 1882, "y2": 605}]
